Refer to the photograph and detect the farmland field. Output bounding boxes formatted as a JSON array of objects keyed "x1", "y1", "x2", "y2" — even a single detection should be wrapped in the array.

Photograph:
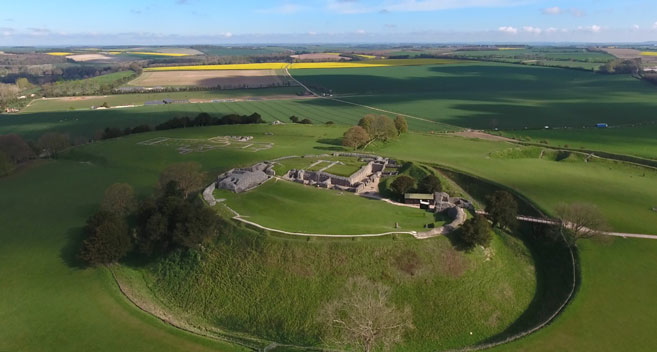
[
  {"x1": 18, "y1": 87, "x2": 302, "y2": 113},
  {"x1": 499, "y1": 125, "x2": 657, "y2": 160},
  {"x1": 291, "y1": 62, "x2": 657, "y2": 129},
  {"x1": 127, "y1": 69, "x2": 291, "y2": 88}
]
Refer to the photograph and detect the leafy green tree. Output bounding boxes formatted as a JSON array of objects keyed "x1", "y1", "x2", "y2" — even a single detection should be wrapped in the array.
[
  {"x1": 394, "y1": 116, "x2": 408, "y2": 135},
  {"x1": 100, "y1": 183, "x2": 137, "y2": 217},
  {"x1": 390, "y1": 175, "x2": 416, "y2": 197},
  {"x1": 459, "y1": 215, "x2": 492, "y2": 250},
  {"x1": 342, "y1": 126, "x2": 370, "y2": 150},
  {"x1": 358, "y1": 115, "x2": 375, "y2": 134},
  {"x1": 289, "y1": 115, "x2": 300, "y2": 123},
  {"x1": 418, "y1": 174, "x2": 441, "y2": 193},
  {"x1": 159, "y1": 162, "x2": 206, "y2": 199},
  {"x1": 299, "y1": 118, "x2": 313, "y2": 124},
  {"x1": 79, "y1": 211, "x2": 133, "y2": 266},
  {"x1": 485, "y1": 190, "x2": 518, "y2": 229},
  {"x1": 370, "y1": 115, "x2": 398, "y2": 142}
]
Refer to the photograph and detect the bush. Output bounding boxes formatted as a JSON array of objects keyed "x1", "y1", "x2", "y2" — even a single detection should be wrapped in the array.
[
  {"x1": 418, "y1": 174, "x2": 442, "y2": 193},
  {"x1": 390, "y1": 175, "x2": 416, "y2": 197},
  {"x1": 79, "y1": 211, "x2": 133, "y2": 265},
  {"x1": 485, "y1": 190, "x2": 518, "y2": 229},
  {"x1": 459, "y1": 215, "x2": 492, "y2": 249}
]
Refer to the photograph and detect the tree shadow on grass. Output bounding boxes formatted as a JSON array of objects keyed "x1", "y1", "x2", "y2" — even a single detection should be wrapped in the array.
[{"x1": 59, "y1": 226, "x2": 87, "y2": 269}]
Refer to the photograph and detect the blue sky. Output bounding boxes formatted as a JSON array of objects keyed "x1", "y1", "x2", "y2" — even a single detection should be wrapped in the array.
[{"x1": 0, "y1": 0, "x2": 656, "y2": 45}]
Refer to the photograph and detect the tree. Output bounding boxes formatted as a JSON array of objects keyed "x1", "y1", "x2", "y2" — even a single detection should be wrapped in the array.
[
  {"x1": 0, "y1": 151, "x2": 13, "y2": 176},
  {"x1": 37, "y1": 132, "x2": 70, "y2": 158},
  {"x1": 100, "y1": 183, "x2": 137, "y2": 217},
  {"x1": 0, "y1": 134, "x2": 35, "y2": 164},
  {"x1": 358, "y1": 115, "x2": 375, "y2": 134},
  {"x1": 555, "y1": 202, "x2": 608, "y2": 245},
  {"x1": 158, "y1": 162, "x2": 206, "y2": 199},
  {"x1": 394, "y1": 116, "x2": 408, "y2": 135},
  {"x1": 172, "y1": 203, "x2": 223, "y2": 249},
  {"x1": 101, "y1": 101, "x2": 110, "y2": 108},
  {"x1": 390, "y1": 175, "x2": 416, "y2": 197},
  {"x1": 485, "y1": 190, "x2": 518, "y2": 229},
  {"x1": 79, "y1": 211, "x2": 133, "y2": 266},
  {"x1": 342, "y1": 126, "x2": 370, "y2": 150},
  {"x1": 319, "y1": 277, "x2": 413, "y2": 352},
  {"x1": 459, "y1": 215, "x2": 492, "y2": 250},
  {"x1": 289, "y1": 115, "x2": 300, "y2": 123},
  {"x1": 370, "y1": 115, "x2": 398, "y2": 142},
  {"x1": 299, "y1": 118, "x2": 313, "y2": 124},
  {"x1": 418, "y1": 174, "x2": 441, "y2": 193}
]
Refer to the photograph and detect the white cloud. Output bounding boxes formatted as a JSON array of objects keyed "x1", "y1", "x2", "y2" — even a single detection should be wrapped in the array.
[
  {"x1": 653, "y1": 22, "x2": 657, "y2": 30},
  {"x1": 578, "y1": 25, "x2": 601, "y2": 33},
  {"x1": 355, "y1": 29, "x2": 366, "y2": 34},
  {"x1": 523, "y1": 26, "x2": 542, "y2": 34},
  {"x1": 633, "y1": 24, "x2": 640, "y2": 30},
  {"x1": 329, "y1": 0, "x2": 530, "y2": 14},
  {"x1": 498, "y1": 26, "x2": 518, "y2": 34},
  {"x1": 545, "y1": 27, "x2": 558, "y2": 34},
  {"x1": 542, "y1": 6, "x2": 561, "y2": 15},
  {"x1": 542, "y1": 6, "x2": 584, "y2": 17},
  {"x1": 223, "y1": 32, "x2": 233, "y2": 38}
]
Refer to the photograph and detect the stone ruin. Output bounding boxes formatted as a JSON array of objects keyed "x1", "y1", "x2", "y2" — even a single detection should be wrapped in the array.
[
  {"x1": 284, "y1": 153, "x2": 393, "y2": 193},
  {"x1": 216, "y1": 162, "x2": 275, "y2": 193},
  {"x1": 434, "y1": 192, "x2": 475, "y2": 213}
]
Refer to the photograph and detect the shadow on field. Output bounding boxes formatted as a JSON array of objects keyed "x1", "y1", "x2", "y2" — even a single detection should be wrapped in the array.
[{"x1": 60, "y1": 226, "x2": 87, "y2": 269}]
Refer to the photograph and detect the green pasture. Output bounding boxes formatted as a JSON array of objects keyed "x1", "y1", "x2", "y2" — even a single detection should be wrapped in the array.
[
  {"x1": 216, "y1": 180, "x2": 440, "y2": 234},
  {"x1": 291, "y1": 62, "x2": 657, "y2": 129},
  {"x1": 500, "y1": 125, "x2": 657, "y2": 160}
]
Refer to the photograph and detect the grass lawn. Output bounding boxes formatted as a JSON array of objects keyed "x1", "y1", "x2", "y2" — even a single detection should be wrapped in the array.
[
  {"x1": 2, "y1": 123, "x2": 657, "y2": 351},
  {"x1": 499, "y1": 125, "x2": 657, "y2": 160},
  {"x1": 216, "y1": 180, "x2": 440, "y2": 234},
  {"x1": 291, "y1": 62, "x2": 657, "y2": 129}
]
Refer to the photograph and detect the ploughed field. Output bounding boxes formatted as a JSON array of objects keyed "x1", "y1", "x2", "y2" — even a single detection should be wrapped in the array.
[{"x1": 126, "y1": 69, "x2": 292, "y2": 89}]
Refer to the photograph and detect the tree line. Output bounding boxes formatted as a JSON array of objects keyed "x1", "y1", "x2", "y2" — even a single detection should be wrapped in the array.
[
  {"x1": 0, "y1": 132, "x2": 71, "y2": 175},
  {"x1": 78, "y1": 162, "x2": 224, "y2": 265},
  {"x1": 100, "y1": 112, "x2": 264, "y2": 140}
]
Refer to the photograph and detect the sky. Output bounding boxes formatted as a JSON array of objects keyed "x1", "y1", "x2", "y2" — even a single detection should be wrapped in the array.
[{"x1": 0, "y1": 0, "x2": 656, "y2": 45}]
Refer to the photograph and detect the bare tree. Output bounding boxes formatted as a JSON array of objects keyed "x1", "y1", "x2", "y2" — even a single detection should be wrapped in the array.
[
  {"x1": 159, "y1": 162, "x2": 206, "y2": 199},
  {"x1": 37, "y1": 132, "x2": 70, "y2": 158},
  {"x1": 318, "y1": 277, "x2": 414, "y2": 352},
  {"x1": 555, "y1": 202, "x2": 608, "y2": 245},
  {"x1": 100, "y1": 183, "x2": 137, "y2": 217}
]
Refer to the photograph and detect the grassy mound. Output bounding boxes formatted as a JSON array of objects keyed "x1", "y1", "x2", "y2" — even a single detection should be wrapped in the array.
[
  {"x1": 216, "y1": 180, "x2": 441, "y2": 235},
  {"x1": 135, "y1": 224, "x2": 536, "y2": 351}
]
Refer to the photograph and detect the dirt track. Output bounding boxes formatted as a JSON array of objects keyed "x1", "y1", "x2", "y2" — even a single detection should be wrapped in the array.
[{"x1": 128, "y1": 70, "x2": 289, "y2": 88}]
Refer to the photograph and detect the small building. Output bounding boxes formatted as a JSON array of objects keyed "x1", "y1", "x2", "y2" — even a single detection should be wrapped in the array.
[
  {"x1": 404, "y1": 193, "x2": 434, "y2": 206},
  {"x1": 596, "y1": 123, "x2": 608, "y2": 128}
]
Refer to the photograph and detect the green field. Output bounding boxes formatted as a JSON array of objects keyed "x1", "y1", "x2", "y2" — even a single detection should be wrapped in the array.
[
  {"x1": 216, "y1": 180, "x2": 441, "y2": 234},
  {"x1": 4, "y1": 56, "x2": 657, "y2": 352},
  {"x1": 20, "y1": 87, "x2": 302, "y2": 113},
  {"x1": 291, "y1": 62, "x2": 657, "y2": 129},
  {"x1": 500, "y1": 125, "x2": 657, "y2": 160}
]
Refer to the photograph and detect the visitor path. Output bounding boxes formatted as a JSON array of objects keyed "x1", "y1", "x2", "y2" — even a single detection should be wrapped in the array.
[{"x1": 475, "y1": 211, "x2": 657, "y2": 240}]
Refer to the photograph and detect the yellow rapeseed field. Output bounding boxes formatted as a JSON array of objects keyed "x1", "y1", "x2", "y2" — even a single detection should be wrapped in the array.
[
  {"x1": 46, "y1": 52, "x2": 73, "y2": 56},
  {"x1": 129, "y1": 52, "x2": 191, "y2": 57},
  {"x1": 143, "y1": 58, "x2": 464, "y2": 71},
  {"x1": 641, "y1": 52, "x2": 657, "y2": 56},
  {"x1": 355, "y1": 54, "x2": 377, "y2": 59},
  {"x1": 498, "y1": 47, "x2": 524, "y2": 50},
  {"x1": 145, "y1": 63, "x2": 289, "y2": 71}
]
